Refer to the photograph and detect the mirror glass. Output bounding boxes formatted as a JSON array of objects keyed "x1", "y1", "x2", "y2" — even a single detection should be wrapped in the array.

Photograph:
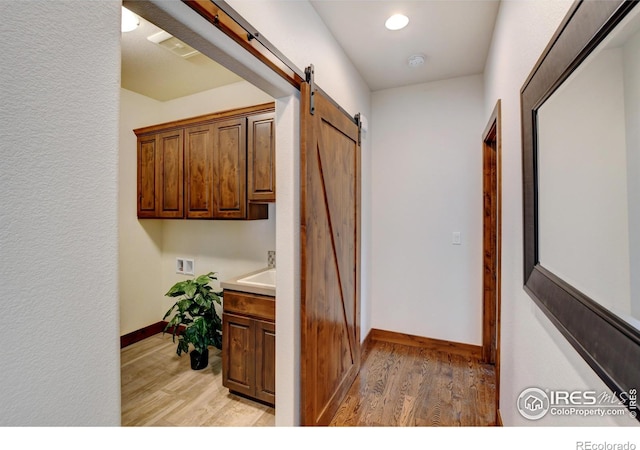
[{"x1": 537, "y1": 5, "x2": 640, "y2": 330}]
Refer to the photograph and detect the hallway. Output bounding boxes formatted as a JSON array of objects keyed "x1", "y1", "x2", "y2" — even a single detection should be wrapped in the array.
[{"x1": 330, "y1": 338, "x2": 497, "y2": 426}]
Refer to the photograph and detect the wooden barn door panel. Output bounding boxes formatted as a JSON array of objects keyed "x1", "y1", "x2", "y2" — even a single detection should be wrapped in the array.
[{"x1": 300, "y1": 82, "x2": 361, "y2": 426}]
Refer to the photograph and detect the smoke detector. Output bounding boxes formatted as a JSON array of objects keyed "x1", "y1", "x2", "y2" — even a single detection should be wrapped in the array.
[
  {"x1": 408, "y1": 54, "x2": 426, "y2": 68},
  {"x1": 147, "y1": 30, "x2": 200, "y2": 59}
]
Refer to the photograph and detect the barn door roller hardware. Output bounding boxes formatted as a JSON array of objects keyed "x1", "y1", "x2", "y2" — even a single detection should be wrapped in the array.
[
  {"x1": 354, "y1": 113, "x2": 362, "y2": 145},
  {"x1": 305, "y1": 64, "x2": 315, "y2": 115},
  {"x1": 185, "y1": 2, "x2": 359, "y2": 126}
]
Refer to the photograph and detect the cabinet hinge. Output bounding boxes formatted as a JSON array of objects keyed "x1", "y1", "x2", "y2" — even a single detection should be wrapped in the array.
[{"x1": 304, "y1": 64, "x2": 315, "y2": 115}]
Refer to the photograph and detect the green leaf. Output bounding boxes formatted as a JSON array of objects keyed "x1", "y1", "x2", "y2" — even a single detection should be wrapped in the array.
[
  {"x1": 195, "y1": 274, "x2": 212, "y2": 286},
  {"x1": 184, "y1": 282, "x2": 197, "y2": 299},
  {"x1": 165, "y1": 281, "x2": 188, "y2": 297},
  {"x1": 162, "y1": 307, "x2": 173, "y2": 320},
  {"x1": 193, "y1": 293, "x2": 205, "y2": 306},
  {"x1": 167, "y1": 316, "x2": 181, "y2": 328},
  {"x1": 177, "y1": 298, "x2": 192, "y2": 312},
  {"x1": 177, "y1": 339, "x2": 189, "y2": 356}
]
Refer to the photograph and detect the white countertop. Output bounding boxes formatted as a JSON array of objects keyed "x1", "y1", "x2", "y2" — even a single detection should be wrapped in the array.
[{"x1": 220, "y1": 267, "x2": 276, "y2": 297}]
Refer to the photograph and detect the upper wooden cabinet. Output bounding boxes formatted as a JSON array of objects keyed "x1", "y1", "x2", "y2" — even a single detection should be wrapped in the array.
[
  {"x1": 134, "y1": 103, "x2": 274, "y2": 220},
  {"x1": 185, "y1": 124, "x2": 213, "y2": 219},
  {"x1": 137, "y1": 129, "x2": 184, "y2": 218},
  {"x1": 247, "y1": 112, "x2": 276, "y2": 203},
  {"x1": 213, "y1": 117, "x2": 247, "y2": 219}
]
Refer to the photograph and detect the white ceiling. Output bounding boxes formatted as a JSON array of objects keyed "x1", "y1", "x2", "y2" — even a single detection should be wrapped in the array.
[
  {"x1": 309, "y1": 0, "x2": 501, "y2": 91},
  {"x1": 121, "y1": 14, "x2": 243, "y2": 101},
  {"x1": 121, "y1": 1, "x2": 501, "y2": 100}
]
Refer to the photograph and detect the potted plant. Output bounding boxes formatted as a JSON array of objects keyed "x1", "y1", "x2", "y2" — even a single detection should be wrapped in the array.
[{"x1": 162, "y1": 272, "x2": 223, "y2": 370}]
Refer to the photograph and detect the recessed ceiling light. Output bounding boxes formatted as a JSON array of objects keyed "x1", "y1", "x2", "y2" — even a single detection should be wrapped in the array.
[
  {"x1": 385, "y1": 14, "x2": 409, "y2": 31},
  {"x1": 121, "y1": 7, "x2": 140, "y2": 33},
  {"x1": 408, "y1": 54, "x2": 426, "y2": 68}
]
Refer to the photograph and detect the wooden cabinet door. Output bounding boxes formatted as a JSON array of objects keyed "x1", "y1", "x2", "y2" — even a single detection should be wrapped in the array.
[
  {"x1": 255, "y1": 319, "x2": 276, "y2": 405},
  {"x1": 185, "y1": 124, "x2": 214, "y2": 218},
  {"x1": 157, "y1": 129, "x2": 184, "y2": 218},
  {"x1": 137, "y1": 130, "x2": 184, "y2": 218},
  {"x1": 213, "y1": 118, "x2": 247, "y2": 219},
  {"x1": 248, "y1": 112, "x2": 276, "y2": 203},
  {"x1": 137, "y1": 134, "x2": 158, "y2": 218},
  {"x1": 222, "y1": 312, "x2": 254, "y2": 398}
]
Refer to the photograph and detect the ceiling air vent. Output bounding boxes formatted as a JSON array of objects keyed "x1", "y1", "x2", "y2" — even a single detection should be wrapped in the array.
[{"x1": 147, "y1": 30, "x2": 200, "y2": 59}]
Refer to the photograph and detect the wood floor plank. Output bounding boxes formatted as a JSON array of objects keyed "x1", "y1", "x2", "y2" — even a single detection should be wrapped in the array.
[
  {"x1": 123, "y1": 331, "x2": 495, "y2": 427},
  {"x1": 121, "y1": 333, "x2": 274, "y2": 427},
  {"x1": 380, "y1": 345, "x2": 418, "y2": 426},
  {"x1": 330, "y1": 340, "x2": 496, "y2": 427}
]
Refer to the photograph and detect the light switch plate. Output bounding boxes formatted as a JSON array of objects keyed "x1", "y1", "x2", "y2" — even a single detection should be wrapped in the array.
[
  {"x1": 184, "y1": 259, "x2": 194, "y2": 275},
  {"x1": 452, "y1": 232, "x2": 461, "y2": 245}
]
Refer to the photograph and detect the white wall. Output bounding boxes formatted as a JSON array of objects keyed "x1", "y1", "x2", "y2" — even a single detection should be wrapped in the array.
[
  {"x1": 484, "y1": 0, "x2": 637, "y2": 425},
  {"x1": 0, "y1": 0, "x2": 121, "y2": 425},
  {"x1": 371, "y1": 75, "x2": 484, "y2": 345},
  {"x1": 119, "y1": 89, "x2": 164, "y2": 335},
  {"x1": 119, "y1": 81, "x2": 275, "y2": 335}
]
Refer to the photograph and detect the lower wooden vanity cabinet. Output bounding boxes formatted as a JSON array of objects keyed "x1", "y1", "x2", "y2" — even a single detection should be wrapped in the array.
[{"x1": 222, "y1": 290, "x2": 275, "y2": 406}]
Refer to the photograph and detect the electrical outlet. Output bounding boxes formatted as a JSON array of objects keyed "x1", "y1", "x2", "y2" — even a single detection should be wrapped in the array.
[
  {"x1": 184, "y1": 259, "x2": 194, "y2": 275},
  {"x1": 268, "y1": 250, "x2": 276, "y2": 268},
  {"x1": 176, "y1": 258, "x2": 185, "y2": 274}
]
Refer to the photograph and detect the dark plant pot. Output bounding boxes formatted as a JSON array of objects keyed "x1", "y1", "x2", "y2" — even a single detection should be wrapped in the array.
[{"x1": 190, "y1": 349, "x2": 209, "y2": 370}]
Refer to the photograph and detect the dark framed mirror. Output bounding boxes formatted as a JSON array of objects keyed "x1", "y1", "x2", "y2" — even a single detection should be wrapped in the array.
[{"x1": 521, "y1": 0, "x2": 640, "y2": 420}]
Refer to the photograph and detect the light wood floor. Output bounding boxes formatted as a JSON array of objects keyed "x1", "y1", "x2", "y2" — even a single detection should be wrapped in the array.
[
  {"x1": 121, "y1": 332, "x2": 275, "y2": 426},
  {"x1": 329, "y1": 339, "x2": 497, "y2": 426},
  {"x1": 122, "y1": 333, "x2": 495, "y2": 427}
]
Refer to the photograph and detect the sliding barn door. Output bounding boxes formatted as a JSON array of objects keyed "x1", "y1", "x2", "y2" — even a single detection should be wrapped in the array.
[{"x1": 300, "y1": 81, "x2": 361, "y2": 426}]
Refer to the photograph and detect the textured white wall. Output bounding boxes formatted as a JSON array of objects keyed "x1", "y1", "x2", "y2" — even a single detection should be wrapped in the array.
[
  {"x1": 371, "y1": 75, "x2": 484, "y2": 345},
  {"x1": 0, "y1": 0, "x2": 121, "y2": 425},
  {"x1": 484, "y1": 0, "x2": 637, "y2": 425}
]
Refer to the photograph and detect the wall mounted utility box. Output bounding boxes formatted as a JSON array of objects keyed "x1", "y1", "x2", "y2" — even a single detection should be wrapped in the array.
[{"x1": 176, "y1": 258, "x2": 194, "y2": 275}]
